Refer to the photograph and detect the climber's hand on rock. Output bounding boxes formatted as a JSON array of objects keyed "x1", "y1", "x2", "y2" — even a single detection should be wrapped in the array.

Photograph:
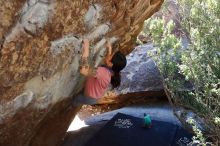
[{"x1": 80, "y1": 65, "x2": 89, "y2": 76}]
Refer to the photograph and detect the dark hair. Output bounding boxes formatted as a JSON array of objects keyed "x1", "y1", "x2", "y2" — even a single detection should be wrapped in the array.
[{"x1": 110, "y1": 51, "x2": 127, "y2": 88}]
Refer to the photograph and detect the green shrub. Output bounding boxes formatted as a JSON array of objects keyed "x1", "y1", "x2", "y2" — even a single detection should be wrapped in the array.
[{"x1": 139, "y1": 0, "x2": 220, "y2": 144}]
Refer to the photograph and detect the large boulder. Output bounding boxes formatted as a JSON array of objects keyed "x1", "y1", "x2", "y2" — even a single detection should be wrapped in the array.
[
  {"x1": 0, "y1": 0, "x2": 163, "y2": 146},
  {"x1": 119, "y1": 44, "x2": 163, "y2": 92}
]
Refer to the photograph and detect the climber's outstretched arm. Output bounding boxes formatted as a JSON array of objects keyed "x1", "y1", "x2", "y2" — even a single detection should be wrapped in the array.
[
  {"x1": 79, "y1": 39, "x2": 90, "y2": 76},
  {"x1": 79, "y1": 39, "x2": 98, "y2": 77},
  {"x1": 105, "y1": 40, "x2": 114, "y2": 67}
]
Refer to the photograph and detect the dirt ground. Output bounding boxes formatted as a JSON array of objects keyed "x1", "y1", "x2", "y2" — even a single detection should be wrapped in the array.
[{"x1": 77, "y1": 94, "x2": 168, "y2": 120}]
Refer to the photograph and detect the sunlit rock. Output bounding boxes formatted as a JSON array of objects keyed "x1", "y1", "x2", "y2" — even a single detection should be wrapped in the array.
[{"x1": 0, "y1": 0, "x2": 164, "y2": 146}]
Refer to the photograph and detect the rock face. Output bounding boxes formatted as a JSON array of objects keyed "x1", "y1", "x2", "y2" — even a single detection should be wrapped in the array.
[
  {"x1": 119, "y1": 44, "x2": 163, "y2": 92},
  {"x1": 0, "y1": 0, "x2": 163, "y2": 146}
]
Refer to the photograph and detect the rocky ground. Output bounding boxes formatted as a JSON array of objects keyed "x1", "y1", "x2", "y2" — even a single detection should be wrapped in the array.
[{"x1": 78, "y1": 91, "x2": 167, "y2": 120}]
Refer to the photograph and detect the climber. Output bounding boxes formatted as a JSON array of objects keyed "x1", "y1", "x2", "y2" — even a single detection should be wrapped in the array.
[{"x1": 72, "y1": 39, "x2": 127, "y2": 106}]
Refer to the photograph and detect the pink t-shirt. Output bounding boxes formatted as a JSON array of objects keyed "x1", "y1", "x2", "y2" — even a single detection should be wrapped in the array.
[{"x1": 85, "y1": 67, "x2": 112, "y2": 99}]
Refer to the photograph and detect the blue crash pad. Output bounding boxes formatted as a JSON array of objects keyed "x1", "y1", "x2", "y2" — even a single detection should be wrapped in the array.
[{"x1": 84, "y1": 113, "x2": 193, "y2": 146}]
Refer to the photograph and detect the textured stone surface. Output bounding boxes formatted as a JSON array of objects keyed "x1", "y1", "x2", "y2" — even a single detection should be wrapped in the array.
[
  {"x1": 0, "y1": 0, "x2": 163, "y2": 146},
  {"x1": 99, "y1": 44, "x2": 164, "y2": 104},
  {"x1": 124, "y1": 44, "x2": 163, "y2": 92}
]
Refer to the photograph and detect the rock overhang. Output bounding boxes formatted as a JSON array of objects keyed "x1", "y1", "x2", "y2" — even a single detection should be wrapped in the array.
[{"x1": 0, "y1": 0, "x2": 164, "y2": 146}]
